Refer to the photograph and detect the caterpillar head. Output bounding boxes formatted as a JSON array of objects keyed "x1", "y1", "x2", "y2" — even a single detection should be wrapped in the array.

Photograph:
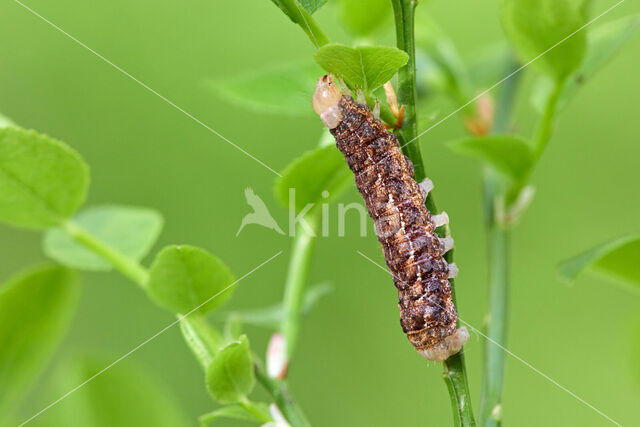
[{"x1": 312, "y1": 74, "x2": 344, "y2": 129}]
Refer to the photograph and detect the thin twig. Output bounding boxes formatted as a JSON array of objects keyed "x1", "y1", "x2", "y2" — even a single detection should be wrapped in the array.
[
  {"x1": 390, "y1": 1, "x2": 476, "y2": 425},
  {"x1": 281, "y1": 214, "x2": 319, "y2": 358},
  {"x1": 478, "y1": 57, "x2": 521, "y2": 427}
]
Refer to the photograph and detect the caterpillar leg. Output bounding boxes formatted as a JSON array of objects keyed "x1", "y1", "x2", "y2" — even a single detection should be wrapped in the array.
[
  {"x1": 432, "y1": 211, "x2": 449, "y2": 228},
  {"x1": 419, "y1": 178, "x2": 434, "y2": 197},
  {"x1": 419, "y1": 327, "x2": 469, "y2": 362},
  {"x1": 447, "y1": 262, "x2": 459, "y2": 279},
  {"x1": 440, "y1": 235, "x2": 454, "y2": 253}
]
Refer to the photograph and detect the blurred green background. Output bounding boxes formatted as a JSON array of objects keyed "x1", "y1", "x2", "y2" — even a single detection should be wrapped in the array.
[{"x1": 1, "y1": 0, "x2": 639, "y2": 425}]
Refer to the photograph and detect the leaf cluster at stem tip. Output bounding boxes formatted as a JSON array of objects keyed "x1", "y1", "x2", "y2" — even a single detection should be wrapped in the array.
[{"x1": 0, "y1": 121, "x2": 304, "y2": 425}]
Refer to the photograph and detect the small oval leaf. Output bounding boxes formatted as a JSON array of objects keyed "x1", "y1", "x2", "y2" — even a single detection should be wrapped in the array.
[
  {"x1": 0, "y1": 127, "x2": 89, "y2": 229},
  {"x1": 558, "y1": 234, "x2": 640, "y2": 290},
  {"x1": 580, "y1": 13, "x2": 640, "y2": 78},
  {"x1": 501, "y1": 0, "x2": 587, "y2": 82},
  {"x1": 147, "y1": 245, "x2": 235, "y2": 315},
  {"x1": 206, "y1": 62, "x2": 323, "y2": 117},
  {"x1": 43, "y1": 205, "x2": 163, "y2": 271},
  {"x1": 275, "y1": 145, "x2": 351, "y2": 211},
  {"x1": 533, "y1": 14, "x2": 640, "y2": 112},
  {"x1": 0, "y1": 265, "x2": 80, "y2": 421},
  {"x1": 448, "y1": 135, "x2": 534, "y2": 182},
  {"x1": 299, "y1": 0, "x2": 327, "y2": 14},
  {"x1": 206, "y1": 335, "x2": 255, "y2": 404},
  {"x1": 314, "y1": 44, "x2": 409, "y2": 94},
  {"x1": 270, "y1": 0, "x2": 327, "y2": 21}
]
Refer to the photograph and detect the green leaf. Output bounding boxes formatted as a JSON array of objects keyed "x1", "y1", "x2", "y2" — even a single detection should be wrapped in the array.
[
  {"x1": 314, "y1": 44, "x2": 409, "y2": 94},
  {"x1": 501, "y1": 0, "x2": 587, "y2": 82},
  {"x1": 270, "y1": 0, "x2": 326, "y2": 20},
  {"x1": 558, "y1": 234, "x2": 640, "y2": 291},
  {"x1": 339, "y1": 0, "x2": 391, "y2": 36},
  {"x1": 206, "y1": 335, "x2": 255, "y2": 403},
  {"x1": 0, "y1": 113, "x2": 16, "y2": 128},
  {"x1": 448, "y1": 135, "x2": 534, "y2": 182},
  {"x1": 147, "y1": 245, "x2": 235, "y2": 315},
  {"x1": 38, "y1": 354, "x2": 189, "y2": 427},
  {"x1": 206, "y1": 62, "x2": 323, "y2": 117},
  {"x1": 0, "y1": 265, "x2": 80, "y2": 421},
  {"x1": 216, "y1": 282, "x2": 333, "y2": 329},
  {"x1": 0, "y1": 127, "x2": 89, "y2": 229},
  {"x1": 199, "y1": 404, "x2": 269, "y2": 426},
  {"x1": 275, "y1": 145, "x2": 352, "y2": 212},
  {"x1": 533, "y1": 14, "x2": 640, "y2": 112},
  {"x1": 43, "y1": 205, "x2": 163, "y2": 271},
  {"x1": 298, "y1": 0, "x2": 327, "y2": 14},
  {"x1": 581, "y1": 14, "x2": 640, "y2": 77}
]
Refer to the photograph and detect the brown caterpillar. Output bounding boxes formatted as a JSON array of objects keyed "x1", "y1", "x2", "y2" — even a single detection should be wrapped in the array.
[{"x1": 312, "y1": 75, "x2": 468, "y2": 361}]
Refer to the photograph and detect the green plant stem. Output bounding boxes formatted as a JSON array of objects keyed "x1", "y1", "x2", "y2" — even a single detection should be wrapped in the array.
[
  {"x1": 506, "y1": 80, "x2": 563, "y2": 207},
  {"x1": 391, "y1": 0, "x2": 425, "y2": 182},
  {"x1": 478, "y1": 199, "x2": 509, "y2": 426},
  {"x1": 391, "y1": 1, "x2": 475, "y2": 426},
  {"x1": 255, "y1": 360, "x2": 311, "y2": 427},
  {"x1": 279, "y1": 0, "x2": 329, "y2": 48},
  {"x1": 180, "y1": 314, "x2": 225, "y2": 369},
  {"x1": 62, "y1": 220, "x2": 149, "y2": 287},
  {"x1": 281, "y1": 213, "x2": 318, "y2": 358},
  {"x1": 478, "y1": 58, "x2": 520, "y2": 427},
  {"x1": 479, "y1": 76, "x2": 560, "y2": 426}
]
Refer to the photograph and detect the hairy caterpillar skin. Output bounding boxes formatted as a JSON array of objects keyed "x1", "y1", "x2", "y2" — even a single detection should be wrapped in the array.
[{"x1": 312, "y1": 75, "x2": 468, "y2": 361}]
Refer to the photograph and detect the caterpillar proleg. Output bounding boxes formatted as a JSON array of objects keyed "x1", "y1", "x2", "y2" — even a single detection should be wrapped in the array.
[{"x1": 312, "y1": 75, "x2": 468, "y2": 361}]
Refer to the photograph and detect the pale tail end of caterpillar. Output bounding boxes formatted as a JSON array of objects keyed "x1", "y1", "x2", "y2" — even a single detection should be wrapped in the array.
[{"x1": 312, "y1": 75, "x2": 469, "y2": 362}]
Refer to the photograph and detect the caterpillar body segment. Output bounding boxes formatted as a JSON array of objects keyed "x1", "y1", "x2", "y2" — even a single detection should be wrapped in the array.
[{"x1": 312, "y1": 75, "x2": 468, "y2": 361}]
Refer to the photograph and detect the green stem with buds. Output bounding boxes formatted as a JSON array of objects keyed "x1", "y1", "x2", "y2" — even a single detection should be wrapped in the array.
[
  {"x1": 63, "y1": 219, "x2": 309, "y2": 426},
  {"x1": 478, "y1": 189, "x2": 510, "y2": 426},
  {"x1": 391, "y1": 1, "x2": 475, "y2": 426},
  {"x1": 255, "y1": 360, "x2": 312, "y2": 427},
  {"x1": 478, "y1": 57, "x2": 521, "y2": 427}
]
